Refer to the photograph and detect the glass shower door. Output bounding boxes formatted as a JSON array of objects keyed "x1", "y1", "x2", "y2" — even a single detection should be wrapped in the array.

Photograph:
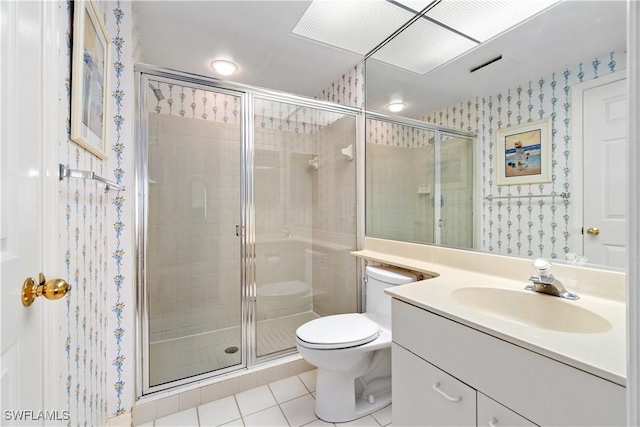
[
  {"x1": 252, "y1": 98, "x2": 358, "y2": 358},
  {"x1": 439, "y1": 133, "x2": 474, "y2": 248},
  {"x1": 145, "y1": 79, "x2": 244, "y2": 387}
]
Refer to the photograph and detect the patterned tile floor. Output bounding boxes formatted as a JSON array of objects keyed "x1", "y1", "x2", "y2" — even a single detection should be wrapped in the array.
[
  {"x1": 150, "y1": 312, "x2": 319, "y2": 386},
  {"x1": 140, "y1": 370, "x2": 393, "y2": 427}
]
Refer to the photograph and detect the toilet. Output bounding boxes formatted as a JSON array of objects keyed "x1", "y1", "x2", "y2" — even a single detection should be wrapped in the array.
[{"x1": 295, "y1": 265, "x2": 417, "y2": 423}]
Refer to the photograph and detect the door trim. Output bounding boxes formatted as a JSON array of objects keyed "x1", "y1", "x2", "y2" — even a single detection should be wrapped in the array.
[
  {"x1": 41, "y1": 0, "x2": 63, "y2": 416},
  {"x1": 569, "y1": 70, "x2": 626, "y2": 257},
  {"x1": 627, "y1": 1, "x2": 640, "y2": 423}
]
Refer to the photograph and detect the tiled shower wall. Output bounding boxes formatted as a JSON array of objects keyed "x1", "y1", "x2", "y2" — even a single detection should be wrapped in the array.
[
  {"x1": 253, "y1": 112, "x2": 357, "y2": 319},
  {"x1": 147, "y1": 114, "x2": 242, "y2": 341},
  {"x1": 253, "y1": 120, "x2": 315, "y2": 321},
  {"x1": 366, "y1": 121, "x2": 435, "y2": 243},
  {"x1": 147, "y1": 86, "x2": 358, "y2": 337},
  {"x1": 366, "y1": 120, "x2": 473, "y2": 248},
  {"x1": 425, "y1": 50, "x2": 626, "y2": 259},
  {"x1": 310, "y1": 116, "x2": 358, "y2": 317}
]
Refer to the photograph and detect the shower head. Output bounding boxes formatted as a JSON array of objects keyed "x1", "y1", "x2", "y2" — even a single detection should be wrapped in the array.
[{"x1": 148, "y1": 83, "x2": 165, "y2": 101}]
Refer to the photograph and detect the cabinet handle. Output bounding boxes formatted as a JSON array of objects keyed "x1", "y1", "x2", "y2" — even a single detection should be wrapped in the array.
[
  {"x1": 432, "y1": 382, "x2": 462, "y2": 402},
  {"x1": 489, "y1": 418, "x2": 498, "y2": 427}
]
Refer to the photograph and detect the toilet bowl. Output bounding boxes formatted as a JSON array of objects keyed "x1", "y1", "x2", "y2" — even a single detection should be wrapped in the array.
[{"x1": 295, "y1": 265, "x2": 417, "y2": 423}]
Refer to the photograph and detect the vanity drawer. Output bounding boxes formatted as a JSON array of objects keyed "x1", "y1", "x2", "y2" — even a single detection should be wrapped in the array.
[
  {"x1": 477, "y1": 392, "x2": 537, "y2": 427},
  {"x1": 393, "y1": 343, "x2": 476, "y2": 426},
  {"x1": 392, "y1": 299, "x2": 626, "y2": 426}
]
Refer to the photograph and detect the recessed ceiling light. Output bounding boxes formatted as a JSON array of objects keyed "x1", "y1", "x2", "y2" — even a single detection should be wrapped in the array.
[
  {"x1": 210, "y1": 59, "x2": 238, "y2": 76},
  {"x1": 387, "y1": 102, "x2": 406, "y2": 113}
]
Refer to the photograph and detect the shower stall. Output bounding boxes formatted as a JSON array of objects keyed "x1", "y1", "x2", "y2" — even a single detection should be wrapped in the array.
[
  {"x1": 136, "y1": 66, "x2": 360, "y2": 394},
  {"x1": 366, "y1": 113, "x2": 476, "y2": 248}
]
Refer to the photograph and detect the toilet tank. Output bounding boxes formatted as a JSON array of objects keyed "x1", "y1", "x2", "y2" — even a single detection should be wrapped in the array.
[{"x1": 365, "y1": 265, "x2": 417, "y2": 325}]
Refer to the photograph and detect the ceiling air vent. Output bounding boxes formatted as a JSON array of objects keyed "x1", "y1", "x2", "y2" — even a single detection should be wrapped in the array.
[{"x1": 470, "y1": 55, "x2": 503, "y2": 73}]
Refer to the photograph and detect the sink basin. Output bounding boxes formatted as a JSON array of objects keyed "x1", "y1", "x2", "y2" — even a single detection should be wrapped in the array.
[{"x1": 451, "y1": 287, "x2": 611, "y2": 334}]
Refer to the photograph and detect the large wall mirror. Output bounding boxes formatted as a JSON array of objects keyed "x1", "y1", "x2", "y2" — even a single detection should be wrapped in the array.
[{"x1": 365, "y1": 0, "x2": 628, "y2": 271}]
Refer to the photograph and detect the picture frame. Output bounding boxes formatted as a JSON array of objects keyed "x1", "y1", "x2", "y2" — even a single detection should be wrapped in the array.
[
  {"x1": 71, "y1": 0, "x2": 110, "y2": 159},
  {"x1": 496, "y1": 118, "x2": 551, "y2": 186}
]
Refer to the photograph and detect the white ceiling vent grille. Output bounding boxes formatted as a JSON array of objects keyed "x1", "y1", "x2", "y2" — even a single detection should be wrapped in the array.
[
  {"x1": 291, "y1": 0, "x2": 415, "y2": 55},
  {"x1": 294, "y1": 0, "x2": 560, "y2": 75},
  {"x1": 393, "y1": 0, "x2": 437, "y2": 13},
  {"x1": 372, "y1": 16, "x2": 477, "y2": 74},
  {"x1": 428, "y1": 0, "x2": 559, "y2": 42}
]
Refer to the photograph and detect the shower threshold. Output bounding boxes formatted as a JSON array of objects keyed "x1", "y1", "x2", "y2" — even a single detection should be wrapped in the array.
[{"x1": 149, "y1": 311, "x2": 319, "y2": 387}]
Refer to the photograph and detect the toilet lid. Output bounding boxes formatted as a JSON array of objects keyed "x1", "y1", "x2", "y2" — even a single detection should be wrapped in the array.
[{"x1": 296, "y1": 314, "x2": 380, "y2": 349}]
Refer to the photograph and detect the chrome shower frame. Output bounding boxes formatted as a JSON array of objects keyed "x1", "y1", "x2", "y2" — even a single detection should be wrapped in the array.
[{"x1": 134, "y1": 64, "x2": 364, "y2": 398}]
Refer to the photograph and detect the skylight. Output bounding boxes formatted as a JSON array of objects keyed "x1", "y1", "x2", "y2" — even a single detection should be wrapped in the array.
[
  {"x1": 427, "y1": 0, "x2": 559, "y2": 43},
  {"x1": 291, "y1": 0, "x2": 415, "y2": 55},
  {"x1": 372, "y1": 16, "x2": 477, "y2": 74},
  {"x1": 292, "y1": 0, "x2": 561, "y2": 75}
]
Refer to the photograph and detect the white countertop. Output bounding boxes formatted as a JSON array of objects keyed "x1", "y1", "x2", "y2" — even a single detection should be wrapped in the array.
[{"x1": 353, "y1": 242, "x2": 626, "y2": 387}]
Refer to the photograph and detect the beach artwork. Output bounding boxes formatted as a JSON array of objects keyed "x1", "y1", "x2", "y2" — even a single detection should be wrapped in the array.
[
  {"x1": 496, "y1": 119, "x2": 551, "y2": 186},
  {"x1": 504, "y1": 129, "x2": 542, "y2": 177}
]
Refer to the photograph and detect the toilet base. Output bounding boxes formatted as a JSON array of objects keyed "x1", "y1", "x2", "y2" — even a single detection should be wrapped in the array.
[
  {"x1": 314, "y1": 367, "x2": 392, "y2": 423},
  {"x1": 354, "y1": 390, "x2": 392, "y2": 421}
]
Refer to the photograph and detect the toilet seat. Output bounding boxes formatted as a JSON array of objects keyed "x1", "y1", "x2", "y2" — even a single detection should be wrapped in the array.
[{"x1": 296, "y1": 313, "x2": 380, "y2": 349}]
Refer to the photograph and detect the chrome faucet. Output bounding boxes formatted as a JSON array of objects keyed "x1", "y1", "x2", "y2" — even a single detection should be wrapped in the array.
[{"x1": 525, "y1": 258, "x2": 579, "y2": 300}]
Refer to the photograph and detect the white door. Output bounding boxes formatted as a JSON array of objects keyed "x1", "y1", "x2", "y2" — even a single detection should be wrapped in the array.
[
  {"x1": 1, "y1": 2, "x2": 60, "y2": 424},
  {"x1": 582, "y1": 77, "x2": 627, "y2": 268}
]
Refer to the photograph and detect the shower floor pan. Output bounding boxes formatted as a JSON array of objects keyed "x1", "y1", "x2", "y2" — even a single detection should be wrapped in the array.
[{"x1": 149, "y1": 311, "x2": 318, "y2": 386}]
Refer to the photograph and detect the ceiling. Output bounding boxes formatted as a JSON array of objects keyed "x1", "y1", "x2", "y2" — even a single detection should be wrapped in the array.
[
  {"x1": 133, "y1": 1, "x2": 627, "y2": 117},
  {"x1": 367, "y1": 0, "x2": 627, "y2": 118},
  {"x1": 133, "y1": 1, "x2": 366, "y2": 98}
]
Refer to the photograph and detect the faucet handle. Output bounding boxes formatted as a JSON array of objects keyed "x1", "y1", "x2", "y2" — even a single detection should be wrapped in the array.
[{"x1": 532, "y1": 258, "x2": 552, "y2": 277}]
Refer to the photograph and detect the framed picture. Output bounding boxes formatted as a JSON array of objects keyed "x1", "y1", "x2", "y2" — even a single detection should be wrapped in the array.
[
  {"x1": 71, "y1": 0, "x2": 110, "y2": 159},
  {"x1": 496, "y1": 118, "x2": 551, "y2": 186}
]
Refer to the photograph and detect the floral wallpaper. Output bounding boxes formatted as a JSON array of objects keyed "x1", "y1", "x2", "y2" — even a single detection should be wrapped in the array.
[
  {"x1": 148, "y1": 81, "x2": 352, "y2": 135},
  {"x1": 58, "y1": 0, "x2": 133, "y2": 424},
  {"x1": 366, "y1": 119, "x2": 434, "y2": 147},
  {"x1": 316, "y1": 62, "x2": 365, "y2": 109},
  {"x1": 106, "y1": 0, "x2": 133, "y2": 417},
  {"x1": 424, "y1": 50, "x2": 626, "y2": 259}
]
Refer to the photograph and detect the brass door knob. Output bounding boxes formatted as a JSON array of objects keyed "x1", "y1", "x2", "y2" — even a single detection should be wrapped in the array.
[
  {"x1": 586, "y1": 227, "x2": 600, "y2": 236},
  {"x1": 22, "y1": 273, "x2": 71, "y2": 307}
]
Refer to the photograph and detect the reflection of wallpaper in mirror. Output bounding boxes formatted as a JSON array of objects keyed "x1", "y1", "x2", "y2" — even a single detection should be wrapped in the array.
[{"x1": 424, "y1": 50, "x2": 625, "y2": 260}]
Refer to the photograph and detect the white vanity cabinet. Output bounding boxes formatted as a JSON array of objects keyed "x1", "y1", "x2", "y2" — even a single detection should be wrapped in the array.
[
  {"x1": 393, "y1": 343, "x2": 476, "y2": 426},
  {"x1": 476, "y1": 393, "x2": 536, "y2": 427},
  {"x1": 392, "y1": 299, "x2": 626, "y2": 426},
  {"x1": 393, "y1": 344, "x2": 536, "y2": 427}
]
